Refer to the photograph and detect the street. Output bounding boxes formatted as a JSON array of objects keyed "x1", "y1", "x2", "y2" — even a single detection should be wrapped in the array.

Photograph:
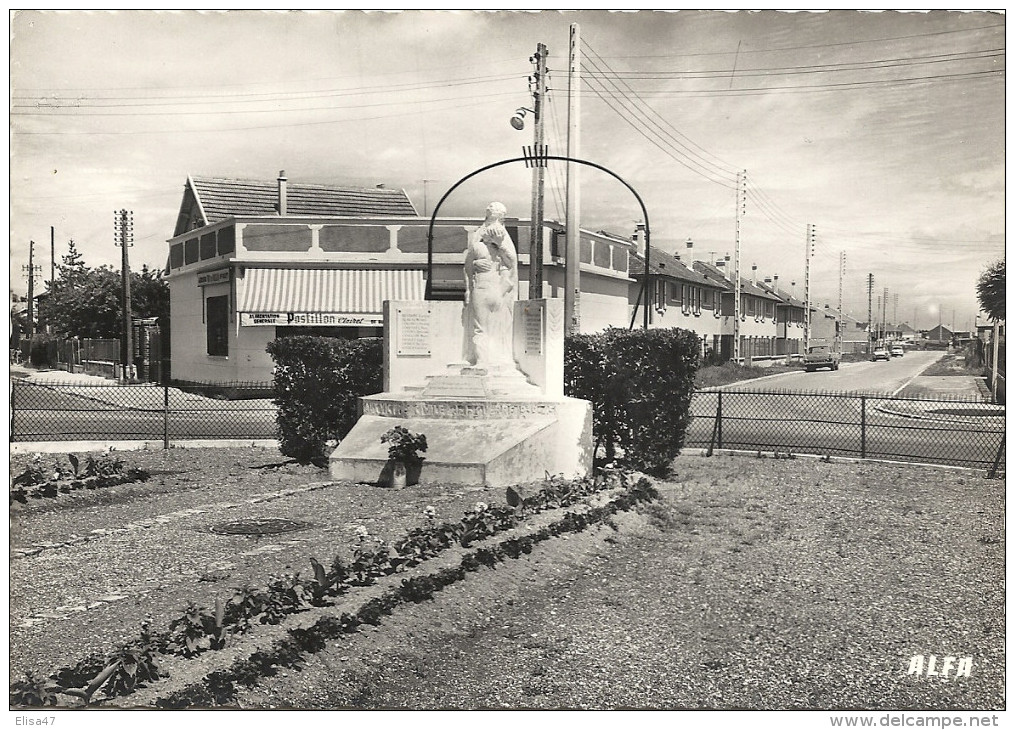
[{"x1": 686, "y1": 351, "x2": 1004, "y2": 468}]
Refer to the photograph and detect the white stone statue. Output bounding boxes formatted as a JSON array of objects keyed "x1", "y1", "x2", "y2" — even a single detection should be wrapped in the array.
[{"x1": 463, "y1": 202, "x2": 518, "y2": 369}]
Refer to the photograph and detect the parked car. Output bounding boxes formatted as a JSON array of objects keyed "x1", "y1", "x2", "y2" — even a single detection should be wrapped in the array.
[
  {"x1": 891, "y1": 344, "x2": 904, "y2": 357},
  {"x1": 804, "y1": 344, "x2": 841, "y2": 372},
  {"x1": 872, "y1": 346, "x2": 890, "y2": 361}
]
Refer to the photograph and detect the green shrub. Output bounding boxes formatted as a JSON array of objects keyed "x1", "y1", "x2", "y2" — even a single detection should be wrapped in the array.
[
  {"x1": 565, "y1": 327, "x2": 699, "y2": 475},
  {"x1": 266, "y1": 336, "x2": 383, "y2": 464}
]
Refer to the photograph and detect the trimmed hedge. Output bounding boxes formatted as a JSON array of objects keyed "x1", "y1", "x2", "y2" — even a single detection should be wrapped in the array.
[
  {"x1": 266, "y1": 336, "x2": 383, "y2": 464},
  {"x1": 564, "y1": 327, "x2": 700, "y2": 475}
]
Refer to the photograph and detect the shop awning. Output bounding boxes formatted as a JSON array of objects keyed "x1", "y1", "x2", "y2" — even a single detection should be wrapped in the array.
[{"x1": 238, "y1": 268, "x2": 425, "y2": 313}]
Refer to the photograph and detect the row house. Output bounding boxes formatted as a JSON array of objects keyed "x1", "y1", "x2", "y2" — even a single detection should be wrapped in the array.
[
  {"x1": 691, "y1": 259, "x2": 783, "y2": 362},
  {"x1": 625, "y1": 241, "x2": 727, "y2": 358}
]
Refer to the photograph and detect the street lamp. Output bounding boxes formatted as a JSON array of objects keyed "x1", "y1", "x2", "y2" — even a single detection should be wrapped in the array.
[{"x1": 509, "y1": 107, "x2": 534, "y2": 130}]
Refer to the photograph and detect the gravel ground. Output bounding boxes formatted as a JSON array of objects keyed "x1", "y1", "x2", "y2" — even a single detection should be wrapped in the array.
[
  {"x1": 9, "y1": 449, "x2": 1004, "y2": 710},
  {"x1": 233, "y1": 453, "x2": 1004, "y2": 710},
  {"x1": 9, "y1": 446, "x2": 501, "y2": 685}
]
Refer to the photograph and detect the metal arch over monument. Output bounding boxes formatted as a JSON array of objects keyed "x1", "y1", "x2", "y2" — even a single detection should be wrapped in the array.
[
  {"x1": 329, "y1": 201, "x2": 593, "y2": 488},
  {"x1": 422, "y1": 152, "x2": 654, "y2": 330}
]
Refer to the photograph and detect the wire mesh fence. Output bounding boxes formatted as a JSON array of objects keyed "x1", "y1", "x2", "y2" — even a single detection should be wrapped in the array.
[
  {"x1": 685, "y1": 388, "x2": 1005, "y2": 472},
  {"x1": 10, "y1": 380, "x2": 277, "y2": 443}
]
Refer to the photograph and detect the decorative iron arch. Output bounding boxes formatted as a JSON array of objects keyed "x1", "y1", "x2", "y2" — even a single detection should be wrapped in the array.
[{"x1": 424, "y1": 155, "x2": 652, "y2": 329}]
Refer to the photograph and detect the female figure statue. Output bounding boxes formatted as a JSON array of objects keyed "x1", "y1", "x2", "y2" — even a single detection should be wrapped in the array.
[{"x1": 463, "y1": 202, "x2": 518, "y2": 369}]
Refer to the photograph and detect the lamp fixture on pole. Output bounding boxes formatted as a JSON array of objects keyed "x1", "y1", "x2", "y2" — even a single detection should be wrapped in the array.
[{"x1": 510, "y1": 107, "x2": 535, "y2": 130}]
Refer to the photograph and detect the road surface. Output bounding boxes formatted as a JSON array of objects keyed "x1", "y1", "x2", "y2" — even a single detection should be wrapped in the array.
[{"x1": 685, "y1": 351, "x2": 1004, "y2": 468}]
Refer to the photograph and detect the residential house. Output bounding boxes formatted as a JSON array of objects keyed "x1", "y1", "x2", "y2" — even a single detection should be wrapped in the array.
[
  {"x1": 692, "y1": 259, "x2": 781, "y2": 362},
  {"x1": 624, "y1": 240, "x2": 727, "y2": 358},
  {"x1": 754, "y1": 276, "x2": 806, "y2": 356},
  {"x1": 923, "y1": 324, "x2": 953, "y2": 343}
]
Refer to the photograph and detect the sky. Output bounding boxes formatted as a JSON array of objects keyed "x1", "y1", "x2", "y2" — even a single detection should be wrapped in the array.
[{"x1": 9, "y1": 9, "x2": 1006, "y2": 332}]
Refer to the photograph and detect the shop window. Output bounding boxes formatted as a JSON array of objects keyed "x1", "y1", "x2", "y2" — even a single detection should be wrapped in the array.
[{"x1": 206, "y1": 295, "x2": 229, "y2": 356}]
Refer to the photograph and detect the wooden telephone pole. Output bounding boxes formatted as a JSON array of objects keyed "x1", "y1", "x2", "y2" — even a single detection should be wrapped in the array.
[
  {"x1": 527, "y1": 42, "x2": 548, "y2": 300},
  {"x1": 564, "y1": 22, "x2": 581, "y2": 334},
  {"x1": 115, "y1": 209, "x2": 134, "y2": 380}
]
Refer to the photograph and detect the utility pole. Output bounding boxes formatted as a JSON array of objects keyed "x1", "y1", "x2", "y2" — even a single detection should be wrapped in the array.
[
  {"x1": 837, "y1": 251, "x2": 845, "y2": 350},
  {"x1": 115, "y1": 209, "x2": 134, "y2": 381},
  {"x1": 527, "y1": 42, "x2": 548, "y2": 300},
  {"x1": 50, "y1": 226, "x2": 55, "y2": 287},
  {"x1": 892, "y1": 293, "x2": 898, "y2": 330},
  {"x1": 867, "y1": 273, "x2": 874, "y2": 354},
  {"x1": 804, "y1": 223, "x2": 815, "y2": 351},
  {"x1": 564, "y1": 23, "x2": 581, "y2": 333},
  {"x1": 881, "y1": 287, "x2": 888, "y2": 342},
  {"x1": 22, "y1": 240, "x2": 39, "y2": 338},
  {"x1": 733, "y1": 170, "x2": 747, "y2": 360}
]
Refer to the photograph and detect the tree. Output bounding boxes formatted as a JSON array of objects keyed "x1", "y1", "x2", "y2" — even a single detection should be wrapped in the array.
[
  {"x1": 37, "y1": 241, "x2": 169, "y2": 338},
  {"x1": 976, "y1": 259, "x2": 1005, "y2": 322}
]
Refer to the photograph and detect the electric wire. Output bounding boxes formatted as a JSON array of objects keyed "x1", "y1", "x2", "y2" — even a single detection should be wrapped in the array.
[
  {"x1": 583, "y1": 39, "x2": 740, "y2": 179},
  {"x1": 582, "y1": 54, "x2": 738, "y2": 188},
  {"x1": 12, "y1": 72, "x2": 525, "y2": 108}
]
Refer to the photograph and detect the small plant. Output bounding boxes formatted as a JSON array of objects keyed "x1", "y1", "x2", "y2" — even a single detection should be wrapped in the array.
[
  {"x1": 380, "y1": 426, "x2": 428, "y2": 466},
  {"x1": 9, "y1": 672, "x2": 59, "y2": 707}
]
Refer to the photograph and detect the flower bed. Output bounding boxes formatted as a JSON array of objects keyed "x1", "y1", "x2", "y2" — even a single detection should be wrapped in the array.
[
  {"x1": 10, "y1": 452, "x2": 149, "y2": 505},
  {"x1": 10, "y1": 469, "x2": 659, "y2": 707}
]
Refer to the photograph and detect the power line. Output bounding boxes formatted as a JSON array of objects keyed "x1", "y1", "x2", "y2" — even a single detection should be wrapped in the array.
[
  {"x1": 11, "y1": 88, "x2": 521, "y2": 118},
  {"x1": 582, "y1": 38, "x2": 740, "y2": 177},
  {"x1": 593, "y1": 22, "x2": 1006, "y2": 59},
  {"x1": 590, "y1": 48, "x2": 1003, "y2": 79},
  {"x1": 583, "y1": 70, "x2": 738, "y2": 189},
  {"x1": 580, "y1": 68, "x2": 1002, "y2": 97},
  {"x1": 13, "y1": 72, "x2": 525, "y2": 108},
  {"x1": 11, "y1": 94, "x2": 516, "y2": 135},
  {"x1": 582, "y1": 50, "x2": 739, "y2": 186}
]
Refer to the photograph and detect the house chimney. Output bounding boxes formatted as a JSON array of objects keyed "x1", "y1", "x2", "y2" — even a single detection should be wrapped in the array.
[
  {"x1": 764, "y1": 277, "x2": 772, "y2": 284},
  {"x1": 751, "y1": 263, "x2": 757, "y2": 285},
  {"x1": 774, "y1": 274, "x2": 779, "y2": 287},
  {"x1": 277, "y1": 170, "x2": 287, "y2": 216},
  {"x1": 685, "y1": 237, "x2": 694, "y2": 262}
]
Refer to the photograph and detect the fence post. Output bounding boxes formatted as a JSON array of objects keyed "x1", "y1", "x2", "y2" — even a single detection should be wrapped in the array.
[
  {"x1": 987, "y1": 428, "x2": 1004, "y2": 479},
  {"x1": 860, "y1": 395, "x2": 867, "y2": 459},
  {"x1": 706, "y1": 390, "x2": 722, "y2": 457},
  {"x1": 717, "y1": 390, "x2": 723, "y2": 450},
  {"x1": 10, "y1": 379, "x2": 15, "y2": 440},
  {"x1": 163, "y1": 380, "x2": 170, "y2": 450}
]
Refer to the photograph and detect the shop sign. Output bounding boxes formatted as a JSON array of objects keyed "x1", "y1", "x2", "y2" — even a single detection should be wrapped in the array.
[
  {"x1": 197, "y1": 268, "x2": 231, "y2": 287},
  {"x1": 240, "y1": 312, "x2": 383, "y2": 327}
]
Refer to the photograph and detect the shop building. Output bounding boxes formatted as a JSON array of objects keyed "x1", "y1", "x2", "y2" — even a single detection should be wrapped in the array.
[{"x1": 165, "y1": 173, "x2": 632, "y2": 383}]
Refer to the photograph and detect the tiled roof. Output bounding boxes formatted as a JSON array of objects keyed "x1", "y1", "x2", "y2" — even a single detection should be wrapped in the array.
[
  {"x1": 692, "y1": 261, "x2": 781, "y2": 300},
  {"x1": 189, "y1": 176, "x2": 418, "y2": 222},
  {"x1": 629, "y1": 246, "x2": 724, "y2": 288}
]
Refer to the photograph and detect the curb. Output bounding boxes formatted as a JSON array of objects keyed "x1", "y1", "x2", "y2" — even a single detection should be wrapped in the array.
[{"x1": 10, "y1": 439, "x2": 281, "y2": 454}]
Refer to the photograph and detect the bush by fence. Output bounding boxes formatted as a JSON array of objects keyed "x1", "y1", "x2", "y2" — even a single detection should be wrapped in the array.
[
  {"x1": 564, "y1": 327, "x2": 700, "y2": 475},
  {"x1": 267, "y1": 337, "x2": 383, "y2": 464}
]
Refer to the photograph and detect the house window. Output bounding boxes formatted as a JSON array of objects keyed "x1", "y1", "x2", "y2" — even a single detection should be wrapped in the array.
[
  {"x1": 746, "y1": 297, "x2": 756, "y2": 316},
  {"x1": 694, "y1": 287, "x2": 702, "y2": 314},
  {"x1": 654, "y1": 279, "x2": 667, "y2": 308},
  {"x1": 668, "y1": 281, "x2": 679, "y2": 304},
  {"x1": 206, "y1": 295, "x2": 229, "y2": 356}
]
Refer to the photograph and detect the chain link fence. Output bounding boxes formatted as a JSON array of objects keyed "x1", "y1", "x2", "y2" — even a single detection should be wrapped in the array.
[
  {"x1": 685, "y1": 389, "x2": 1005, "y2": 472},
  {"x1": 10, "y1": 381, "x2": 277, "y2": 443}
]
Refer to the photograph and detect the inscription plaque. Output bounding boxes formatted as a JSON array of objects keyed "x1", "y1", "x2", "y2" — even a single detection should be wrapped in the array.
[
  {"x1": 524, "y1": 306, "x2": 543, "y2": 355},
  {"x1": 396, "y1": 307, "x2": 431, "y2": 356},
  {"x1": 422, "y1": 376, "x2": 490, "y2": 399}
]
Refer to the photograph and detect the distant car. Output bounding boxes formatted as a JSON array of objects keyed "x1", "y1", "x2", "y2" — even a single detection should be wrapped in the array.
[
  {"x1": 804, "y1": 344, "x2": 841, "y2": 372},
  {"x1": 872, "y1": 346, "x2": 890, "y2": 361},
  {"x1": 891, "y1": 345, "x2": 904, "y2": 357}
]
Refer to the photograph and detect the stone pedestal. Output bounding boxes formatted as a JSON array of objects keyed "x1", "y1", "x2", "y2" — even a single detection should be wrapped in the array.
[{"x1": 329, "y1": 298, "x2": 592, "y2": 487}]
